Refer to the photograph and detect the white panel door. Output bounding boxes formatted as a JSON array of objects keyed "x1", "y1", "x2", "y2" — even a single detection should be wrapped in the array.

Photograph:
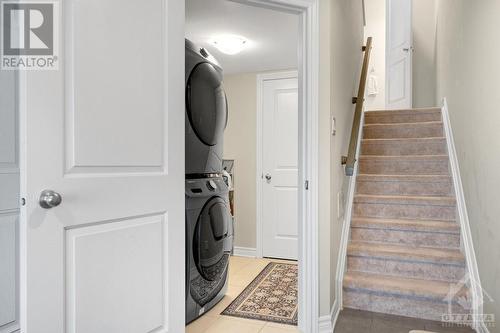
[
  {"x1": 20, "y1": 0, "x2": 185, "y2": 332},
  {"x1": 386, "y1": 0, "x2": 412, "y2": 109},
  {"x1": 261, "y1": 75, "x2": 298, "y2": 260},
  {"x1": 0, "y1": 69, "x2": 19, "y2": 333}
]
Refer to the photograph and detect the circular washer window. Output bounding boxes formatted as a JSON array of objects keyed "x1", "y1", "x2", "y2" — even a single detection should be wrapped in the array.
[
  {"x1": 186, "y1": 62, "x2": 228, "y2": 146},
  {"x1": 193, "y1": 197, "x2": 230, "y2": 281}
]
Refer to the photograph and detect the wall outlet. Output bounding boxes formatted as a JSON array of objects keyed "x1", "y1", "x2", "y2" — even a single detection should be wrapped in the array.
[{"x1": 331, "y1": 116, "x2": 336, "y2": 136}]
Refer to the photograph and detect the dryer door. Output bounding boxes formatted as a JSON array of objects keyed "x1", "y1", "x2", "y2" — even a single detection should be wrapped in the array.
[
  {"x1": 186, "y1": 63, "x2": 228, "y2": 146},
  {"x1": 193, "y1": 196, "x2": 230, "y2": 281}
]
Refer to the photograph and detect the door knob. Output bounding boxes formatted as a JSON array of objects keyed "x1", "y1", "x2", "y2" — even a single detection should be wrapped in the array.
[
  {"x1": 265, "y1": 174, "x2": 272, "y2": 181},
  {"x1": 39, "y1": 190, "x2": 62, "y2": 209}
]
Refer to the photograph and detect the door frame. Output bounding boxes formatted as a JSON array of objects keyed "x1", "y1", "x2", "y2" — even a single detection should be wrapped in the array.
[
  {"x1": 256, "y1": 69, "x2": 298, "y2": 260},
  {"x1": 239, "y1": 0, "x2": 320, "y2": 331},
  {"x1": 385, "y1": 0, "x2": 413, "y2": 109}
]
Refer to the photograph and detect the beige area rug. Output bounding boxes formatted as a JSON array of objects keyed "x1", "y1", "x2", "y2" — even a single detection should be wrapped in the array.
[{"x1": 221, "y1": 262, "x2": 298, "y2": 325}]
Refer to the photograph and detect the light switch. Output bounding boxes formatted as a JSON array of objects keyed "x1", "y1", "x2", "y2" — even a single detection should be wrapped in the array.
[{"x1": 331, "y1": 116, "x2": 336, "y2": 136}]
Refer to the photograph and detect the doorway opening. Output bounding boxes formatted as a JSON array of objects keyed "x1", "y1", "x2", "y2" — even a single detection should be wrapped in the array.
[{"x1": 184, "y1": 0, "x2": 319, "y2": 331}]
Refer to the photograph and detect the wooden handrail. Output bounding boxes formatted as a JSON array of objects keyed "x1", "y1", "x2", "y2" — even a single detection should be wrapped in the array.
[{"x1": 342, "y1": 37, "x2": 373, "y2": 176}]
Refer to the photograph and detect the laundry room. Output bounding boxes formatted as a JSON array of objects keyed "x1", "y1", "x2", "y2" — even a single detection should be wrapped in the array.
[{"x1": 185, "y1": 0, "x2": 301, "y2": 332}]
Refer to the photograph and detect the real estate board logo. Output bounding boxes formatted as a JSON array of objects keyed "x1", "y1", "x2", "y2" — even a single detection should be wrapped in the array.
[{"x1": 1, "y1": 0, "x2": 59, "y2": 70}]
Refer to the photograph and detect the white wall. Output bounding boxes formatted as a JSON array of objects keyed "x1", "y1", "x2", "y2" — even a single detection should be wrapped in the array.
[
  {"x1": 434, "y1": 0, "x2": 500, "y2": 327},
  {"x1": 363, "y1": 0, "x2": 386, "y2": 110}
]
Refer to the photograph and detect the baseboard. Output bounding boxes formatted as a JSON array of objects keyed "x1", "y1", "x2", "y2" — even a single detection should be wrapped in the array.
[
  {"x1": 233, "y1": 246, "x2": 257, "y2": 258},
  {"x1": 318, "y1": 300, "x2": 340, "y2": 333}
]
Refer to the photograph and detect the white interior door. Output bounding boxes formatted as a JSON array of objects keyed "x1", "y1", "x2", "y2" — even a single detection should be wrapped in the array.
[
  {"x1": 0, "y1": 70, "x2": 19, "y2": 333},
  {"x1": 386, "y1": 0, "x2": 412, "y2": 109},
  {"x1": 20, "y1": 0, "x2": 185, "y2": 332},
  {"x1": 261, "y1": 74, "x2": 298, "y2": 260}
]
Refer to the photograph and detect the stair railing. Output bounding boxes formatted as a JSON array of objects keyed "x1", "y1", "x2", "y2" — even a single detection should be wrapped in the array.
[{"x1": 342, "y1": 37, "x2": 373, "y2": 176}]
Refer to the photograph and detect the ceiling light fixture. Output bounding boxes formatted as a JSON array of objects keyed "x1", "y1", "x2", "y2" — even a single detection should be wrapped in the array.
[{"x1": 210, "y1": 35, "x2": 248, "y2": 55}]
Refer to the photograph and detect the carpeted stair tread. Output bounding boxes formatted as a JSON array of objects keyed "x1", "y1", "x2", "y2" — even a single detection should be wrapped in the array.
[
  {"x1": 351, "y1": 217, "x2": 460, "y2": 233},
  {"x1": 347, "y1": 241, "x2": 465, "y2": 264},
  {"x1": 356, "y1": 174, "x2": 452, "y2": 182},
  {"x1": 362, "y1": 121, "x2": 444, "y2": 139},
  {"x1": 363, "y1": 121, "x2": 443, "y2": 128},
  {"x1": 343, "y1": 271, "x2": 467, "y2": 300},
  {"x1": 354, "y1": 194, "x2": 456, "y2": 206},
  {"x1": 359, "y1": 154, "x2": 449, "y2": 161}
]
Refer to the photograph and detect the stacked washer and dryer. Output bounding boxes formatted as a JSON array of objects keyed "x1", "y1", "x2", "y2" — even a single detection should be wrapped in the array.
[{"x1": 184, "y1": 39, "x2": 233, "y2": 324}]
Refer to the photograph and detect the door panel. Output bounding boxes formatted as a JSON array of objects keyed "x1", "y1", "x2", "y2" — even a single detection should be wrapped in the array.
[
  {"x1": 66, "y1": 0, "x2": 165, "y2": 172},
  {"x1": 262, "y1": 76, "x2": 298, "y2": 260},
  {"x1": 387, "y1": 0, "x2": 412, "y2": 109},
  {"x1": 0, "y1": 68, "x2": 19, "y2": 333},
  {"x1": 65, "y1": 215, "x2": 165, "y2": 333},
  {"x1": 21, "y1": 0, "x2": 185, "y2": 332}
]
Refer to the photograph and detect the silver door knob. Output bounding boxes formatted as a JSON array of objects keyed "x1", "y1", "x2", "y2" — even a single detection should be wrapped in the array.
[
  {"x1": 39, "y1": 190, "x2": 62, "y2": 209},
  {"x1": 265, "y1": 174, "x2": 272, "y2": 181}
]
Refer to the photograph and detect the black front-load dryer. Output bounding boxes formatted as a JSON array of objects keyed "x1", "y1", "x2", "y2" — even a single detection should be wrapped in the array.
[
  {"x1": 185, "y1": 39, "x2": 228, "y2": 176},
  {"x1": 185, "y1": 176, "x2": 233, "y2": 324}
]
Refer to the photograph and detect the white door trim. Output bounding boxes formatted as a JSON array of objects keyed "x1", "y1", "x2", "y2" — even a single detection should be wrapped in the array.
[
  {"x1": 237, "y1": 0, "x2": 320, "y2": 331},
  {"x1": 256, "y1": 69, "x2": 298, "y2": 260}
]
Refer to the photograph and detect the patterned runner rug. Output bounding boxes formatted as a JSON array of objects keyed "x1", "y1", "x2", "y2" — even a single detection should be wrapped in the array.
[{"x1": 221, "y1": 262, "x2": 298, "y2": 325}]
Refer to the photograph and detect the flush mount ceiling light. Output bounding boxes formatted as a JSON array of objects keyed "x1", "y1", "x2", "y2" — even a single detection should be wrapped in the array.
[{"x1": 210, "y1": 35, "x2": 248, "y2": 55}]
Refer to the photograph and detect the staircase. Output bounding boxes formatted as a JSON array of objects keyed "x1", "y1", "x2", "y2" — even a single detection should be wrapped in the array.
[{"x1": 343, "y1": 108, "x2": 471, "y2": 321}]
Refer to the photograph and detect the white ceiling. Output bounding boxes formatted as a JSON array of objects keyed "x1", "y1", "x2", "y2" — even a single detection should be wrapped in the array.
[{"x1": 185, "y1": 0, "x2": 299, "y2": 75}]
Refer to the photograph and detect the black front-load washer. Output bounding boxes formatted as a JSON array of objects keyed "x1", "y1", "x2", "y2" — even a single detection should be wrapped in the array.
[
  {"x1": 185, "y1": 176, "x2": 233, "y2": 324},
  {"x1": 185, "y1": 39, "x2": 228, "y2": 176}
]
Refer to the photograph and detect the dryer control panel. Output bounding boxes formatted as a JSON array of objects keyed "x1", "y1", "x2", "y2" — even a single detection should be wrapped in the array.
[{"x1": 185, "y1": 176, "x2": 228, "y2": 198}]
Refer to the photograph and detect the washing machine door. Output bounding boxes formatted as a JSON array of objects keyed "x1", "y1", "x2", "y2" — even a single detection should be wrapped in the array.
[
  {"x1": 186, "y1": 62, "x2": 228, "y2": 146},
  {"x1": 193, "y1": 196, "x2": 230, "y2": 282}
]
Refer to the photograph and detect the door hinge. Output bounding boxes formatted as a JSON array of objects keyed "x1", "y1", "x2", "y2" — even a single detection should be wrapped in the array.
[{"x1": 304, "y1": 180, "x2": 309, "y2": 190}]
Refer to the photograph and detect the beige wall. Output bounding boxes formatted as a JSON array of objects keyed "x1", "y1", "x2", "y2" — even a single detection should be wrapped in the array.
[
  {"x1": 223, "y1": 73, "x2": 258, "y2": 249},
  {"x1": 434, "y1": 0, "x2": 500, "y2": 328},
  {"x1": 412, "y1": 0, "x2": 437, "y2": 108},
  {"x1": 318, "y1": 0, "x2": 333, "y2": 316},
  {"x1": 363, "y1": 0, "x2": 387, "y2": 110},
  {"x1": 329, "y1": 0, "x2": 365, "y2": 313}
]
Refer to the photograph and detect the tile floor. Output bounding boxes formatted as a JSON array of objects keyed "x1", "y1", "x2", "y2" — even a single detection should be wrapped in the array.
[{"x1": 186, "y1": 255, "x2": 299, "y2": 333}]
